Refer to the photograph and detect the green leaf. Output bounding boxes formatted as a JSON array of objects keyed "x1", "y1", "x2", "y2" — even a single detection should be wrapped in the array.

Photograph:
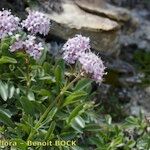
[
  {"x1": 54, "y1": 65, "x2": 63, "y2": 85},
  {"x1": 71, "y1": 116, "x2": 85, "y2": 133},
  {"x1": 0, "y1": 56, "x2": 17, "y2": 64},
  {"x1": 0, "y1": 43, "x2": 9, "y2": 51},
  {"x1": 39, "y1": 76, "x2": 55, "y2": 83},
  {"x1": 17, "y1": 122, "x2": 31, "y2": 135},
  {"x1": 9, "y1": 84, "x2": 15, "y2": 99},
  {"x1": 74, "y1": 78, "x2": 92, "y2": 91},
  {"x1": 0, "y1": 81, "x2": 8, "y2": 101},
  {"x1": 27, "y1": 91, "x2": 35, "y2": 101},
  {"x1": 38, "y1": 46, "x2": 47, "y2": 64},
  {"x1": 13, "y1": 139, "x2": 28, "y2": 150},
  {"x1": 109, "y1": 136, "x2": 123, "y2": 149},
  {"x1": 0, "y1": 38, "x2": 10, "y2": 55},
  {"x1": 38, "y1": 89, "x2": 51, "y2": 96},
  {"x1": 45, "y1": 121, "x2": 56, "y2": 140},
  {"x1": 57, "y1": 59, "x2": 65, "y2": 70},
  {"x1": 42, "y1": 107, "x2": 58, "y2": 125},
  {"x1": 74, "y1": 116, "x2": 85, "y2": 128},
  {"x1": 85, "y1": 124, "x2": 102, "y2": 132},
  {"x1": 19, "y1": 97, "x2": 34, "y2": 115},
  {"x1": 125, "y1": 116, "x2": 139, "y2": 126},
  {"x1": 105, "y1": 115, "x2": 112, "y2": 125},
  {"x1": 0, "y1": 109, "x2": 15, "y2": 127},
  {"x1": 72, "y1": 146, "x2": 84, "y2": 150},
  {"x1": 67, "y1": 104, "x2": 84, "y2": 124},
  {"x1": 15, "y1": 51, "x2": 28, "y2": 58},
  {"x1": 43, "y1": 62, "x2": 52, "y2": 74},
  {"x1": 60, "y1": 131, "x2": 77, "y2": 140},
  {"x1": 63, "y1": 91, "x2": 87, "y2": 107},
  {"x1": 127, "y1": 140, "x2": 136, "y2": 148}
]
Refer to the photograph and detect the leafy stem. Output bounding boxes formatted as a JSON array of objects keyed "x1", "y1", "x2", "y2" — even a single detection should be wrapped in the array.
[
  {"x1": 27, "y1": 73, "x2": 81, "y2": 141},
  {"x1": 25, "y1": 56, "x2": 31, "y2": 96}
]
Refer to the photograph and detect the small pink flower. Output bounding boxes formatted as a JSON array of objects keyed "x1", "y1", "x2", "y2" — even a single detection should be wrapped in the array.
[{"x1": 10, "y1": 40, "x2": 24, "y2": 52}]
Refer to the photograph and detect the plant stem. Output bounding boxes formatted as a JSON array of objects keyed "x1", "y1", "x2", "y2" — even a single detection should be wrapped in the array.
[
  {"x1": 25, "y1": 56, "x2": 30, "y2": 96},
  {"x1": 27, "y1": 74, "x2": 81, "y2": 141}
]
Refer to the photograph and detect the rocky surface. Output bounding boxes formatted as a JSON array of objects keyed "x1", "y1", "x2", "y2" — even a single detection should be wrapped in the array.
[
  {"x1": 0, "y1": 0, "x2": 25, "y2": 17},
  {"x1": 33, "y1": 0, "x2": 150, "y2": 53},
  {"x1": 126, "y1": 86, "x2": 150, "y2": 116},
  {"x1": 36, "y1": 0, "x2": 63, "y2": 13},
  {"x1": 32, "y1": 0, "x2": 134, "y2": 55},
  {"x1": 40, "y1": 0, "x2": 150, "y2": 115},
  {"x1": 75, "y1": 0, "x2": 131, "y2": 22},
  {"x1": 108, "y1": 0, "x2": 150, "y2": 9},
  {"x1": 48, "y1": 0, "x2": 119, "y2": 53},
  {"x1": 43, "y1": 0, "x2": 122, "y2": 55},
  {"x1": 120, "y1": 9, "x2": 150, "y2": 52}
]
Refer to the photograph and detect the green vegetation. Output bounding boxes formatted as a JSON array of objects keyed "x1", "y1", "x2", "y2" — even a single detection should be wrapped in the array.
[{"x1": 0, "y1": 35, "x2": 150, "y2": 150}]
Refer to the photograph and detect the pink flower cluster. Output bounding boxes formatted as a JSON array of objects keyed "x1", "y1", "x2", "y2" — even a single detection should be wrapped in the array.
[
  {"x1": 10, "y1": 35, "x2": 44, "y2": 60},
  {"x1": 79, "y1": 52, "x2": 106, "y2": 83},
  {"x1": 62, "y1": 35, "x2": 90, "y2": 64},
  {"x1": 0, "y1": 9, "x2": 20, "y2": 39},
  {"x1": 62, "y1": 35, "x2": 106, "y2": 83},
  {"x1": 0, "y1": 9, "x2": 51, "y2": 60},
  {"x1": 24, "y1": 35, "x2": 44, "y2": 60},
  {"x1": 21, "y1": 10, "x2": 51, "y2": 36}
]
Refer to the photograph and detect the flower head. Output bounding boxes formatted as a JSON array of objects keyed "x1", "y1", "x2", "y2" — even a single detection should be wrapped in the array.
[
  {"x1": 62, "y1": 35, "x2": 91, "y2": 64},
  {"x1": 10, "y1": 35, "x2": 44, "y2": 60},
  {"x1": 0, "y1": 9, "x2": 20, "y2": 39},
  {"x1": 21, "y1": 10, "x2": 51, "y2": 36},
  {"x1": 10, "y1": 40, "x2": 24, "y2": 52},
  {"x1": 79, "y1": 52, "x2": 106, "y2": 83},
  {"x1": 9, "y1": 34, "x2": 24, "y2": 52},
  {"x1": 24, "y1": 35, "x2": 44, "y2": 60}
]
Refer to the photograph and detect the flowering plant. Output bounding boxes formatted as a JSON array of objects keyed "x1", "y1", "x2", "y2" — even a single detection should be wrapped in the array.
[
  {"x1": 0, "y1": 9, "x2": 107, "y2": 150},
  {"x1": 1, "y1": 8, "x2": 148, "y2": 150},
  {"x1": 0, "y1": 9, "x2": 51, "y2": 60}
]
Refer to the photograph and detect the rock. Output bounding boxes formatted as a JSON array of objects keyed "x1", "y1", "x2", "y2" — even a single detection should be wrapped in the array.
[
  {"x1": 107, "y1": 59, "x2": 135, "y2": 74},
  {"x1": 108, "y1": 0, "x2": 150, "y2": 9},
  {"x1": 75, "y1": 0, "x2": 131, "y2": 22},
  {"x1": 130, "y1": 105, "x2": 141, "y2": 116},
  {"x1": 145, "y1": 86, "x2": 150, "y2": 95},
  {"x1": 129, "y1": 87, "x2": 150, "y2": 114},
  {"x1": 120, "y1": 9, "x2": 150, "y2": 52},
  {"x1": 0, "y1": 0, "x2": 25, "y2": 17},
  {"x1": 35, "y1": 0, "x2": 120, "y2": 55},
  {"x1": 119, "y1": 74, "x2": 144, "y2": 86},
  {"x1": 36, "y1": 0, "x2": 63, "y2": 13}
]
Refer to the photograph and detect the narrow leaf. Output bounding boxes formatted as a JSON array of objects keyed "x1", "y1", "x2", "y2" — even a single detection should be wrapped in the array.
[
  {"x1": 9, "y1": 84, "x2": 15, "y2": 99},
  {"x1": 74, "y1": 78, "x2": 92, "y2": 91},
  {"x1": 0, "y1": 109, "x2": 15, "y2": 127},
  {"x1": 0, "y1": 81, "x2": 8, "y2": 101},
  {"x1": 45, "y1": 121, "x2": 56, "y2": 140},
  {"x1": 70, "y1": 116, "x2": 85, "y2": 133},
  {"x1": 27, "y1": 91, "x2": 35, "y2": 101},
  {"x1": 67, "y1": 104, "x2": 84, "y2": 124},
  {"x1": 0, "y1": 56, "x2": 17, "y2": 64},
  {"x1": 63, "y1": 91, "x2": 87, "y2": 107},
  {"x1": 42, "y1": 107, "x2": 58, "y2": 125},
  {"x1": 54, "y1": 65, "x2": 63, "y2": 85},
  {"x1": 19, "y1": 97, "x2": 34, "y2": 115}
]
